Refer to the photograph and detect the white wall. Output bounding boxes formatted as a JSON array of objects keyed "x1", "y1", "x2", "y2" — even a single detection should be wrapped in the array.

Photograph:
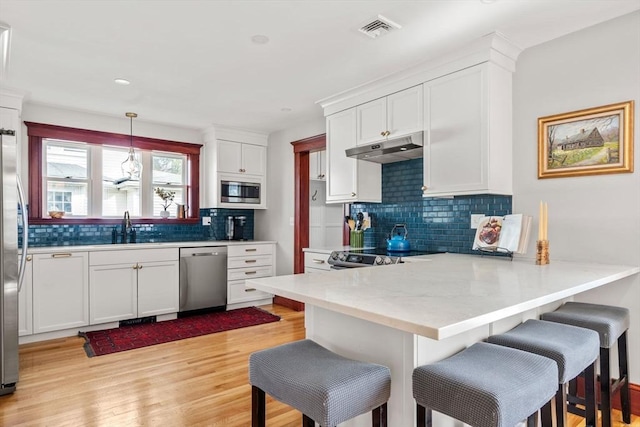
[
  {"x1": 254, "y1": 117, "x2": 325, "y2": 276},
  {"x1": 513, "y1": 11, "x2": 640, "y2": 382}
]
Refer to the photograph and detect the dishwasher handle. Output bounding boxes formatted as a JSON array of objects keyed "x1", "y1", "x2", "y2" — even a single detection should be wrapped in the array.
[{"x1": 191, "y1": 252, "x2": 222, "y2": 257}]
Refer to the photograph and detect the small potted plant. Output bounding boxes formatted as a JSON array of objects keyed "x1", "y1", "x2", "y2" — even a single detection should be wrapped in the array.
[{"x1": 154, "y1": 187, "x2": 175, "y2": 218}]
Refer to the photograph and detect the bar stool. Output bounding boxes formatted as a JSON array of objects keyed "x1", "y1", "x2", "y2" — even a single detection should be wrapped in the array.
[
  {"x1": 412, "y1": 342, "x2": 558, "y2": 427},
  {"x1": 541, "y1": 302, "x2": 631, "y2": 427},
  {"x1": 487, "y1": 319, "x2": 599, "y2": 427},
  {"x1": 249, "y1": 339, "x2": 391, "y2": 427}
]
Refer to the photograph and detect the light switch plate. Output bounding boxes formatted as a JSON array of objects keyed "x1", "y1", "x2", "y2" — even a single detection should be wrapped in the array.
[
  {"x1": 202, "y1": 216, "x2": 211, "y2": 226},
  {"x1": 470, "y1": 214, "x2": 485, "y2": 229}
]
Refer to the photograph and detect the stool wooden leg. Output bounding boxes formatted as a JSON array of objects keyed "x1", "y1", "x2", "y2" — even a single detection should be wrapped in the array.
[
  {"x1": 540, "y1": 397, "x2": 555, "y2": 427},
  {"x1": 618, "y1": 331, "x2": 631, "y2": 424},
  {"x1": 416, "y1": 404, "x2": 432, "y2": 427},
  {"x1": 555, "y1": 384, "x2": 567, "y2": 427},
  {"x1": 302, "y1": 414, "x2": 315, "y2": 426},
  {"x1": 372, "y1": 402, "x2": 387, "y2": 427},
  {"x1": 600, "y1": 347, "x2": 612, "y2": 427},
  {"x1": 584, "y1": 361, "x2": 597, "y2": 427},
  {"x1": 252, "y1": 386, "x2": 266, "y2": 427}
]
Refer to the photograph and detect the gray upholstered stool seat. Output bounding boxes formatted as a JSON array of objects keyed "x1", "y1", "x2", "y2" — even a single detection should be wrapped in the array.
[
  {"x1": 487, "y1": 319, "x2": 599, "y2": 427},
  {"x1": 249, "y1": 339, "x2": 391, "y2": 427},
  {"x1": 412, "y1": 342, "x2": 558, "y2": 427},
  {"x1": 541, "y1": 302, "x2": 631, "y2": 427}
]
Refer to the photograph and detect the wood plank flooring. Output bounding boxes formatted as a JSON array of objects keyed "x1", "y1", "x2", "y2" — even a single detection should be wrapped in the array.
[{"x1": 1, "y1": 304, "x2": 637, "y2": 426}]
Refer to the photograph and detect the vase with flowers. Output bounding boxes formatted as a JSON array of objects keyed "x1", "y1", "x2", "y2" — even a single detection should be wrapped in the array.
[{"x1": 154, "y1": 187, "x2": 175, "y2": 218}]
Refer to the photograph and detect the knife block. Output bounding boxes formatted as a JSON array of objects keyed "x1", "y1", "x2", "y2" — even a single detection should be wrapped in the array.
[{"x1": 350, "y1": 230, "x2": 364, "y2": 248}]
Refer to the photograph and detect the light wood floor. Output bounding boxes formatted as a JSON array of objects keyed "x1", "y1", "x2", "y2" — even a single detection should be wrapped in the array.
[{"x1": 1, "y1": 304, "x2": 637, "y2": 427}]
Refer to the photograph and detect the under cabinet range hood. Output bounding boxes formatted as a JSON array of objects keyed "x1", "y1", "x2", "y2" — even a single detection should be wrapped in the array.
[{"x1": 345, "y1": 132, "x2": 423, "y2": 164}]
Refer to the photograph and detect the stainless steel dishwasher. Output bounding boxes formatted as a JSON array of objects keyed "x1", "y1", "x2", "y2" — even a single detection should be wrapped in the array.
[{"x1": 179, "y1": 246, "x2": 227, "y2": 312}]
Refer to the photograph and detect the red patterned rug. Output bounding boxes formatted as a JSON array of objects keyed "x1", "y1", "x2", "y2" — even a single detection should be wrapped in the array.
[{"x1": 79, "y1": 307, "x2": 280, "y2": 357}]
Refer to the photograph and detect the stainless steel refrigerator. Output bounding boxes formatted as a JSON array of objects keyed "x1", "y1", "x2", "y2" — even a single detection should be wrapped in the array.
[{"x1": 1, "y1": 127, "x2": 28, "y2": 396}]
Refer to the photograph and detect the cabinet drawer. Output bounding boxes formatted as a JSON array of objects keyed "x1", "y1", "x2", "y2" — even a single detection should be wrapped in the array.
[
  {"x1": 304, "y1": 252, "x2": 331, "y2": 271},
  {"x1": 228, "y1": 254, "x2": 272, "y2": 269},
  {"x1": 228, "y1": 280, "x2": 271, "y2": 304},
  {"x1": 228, "y1": 244, "x2": 273, "y2": 257},
  {"x1": 227, "y1": 265, "x2": 273, "y2": 281},
  {"x1": 90, "y1": 248, "x2": 178, "y2": 266}
]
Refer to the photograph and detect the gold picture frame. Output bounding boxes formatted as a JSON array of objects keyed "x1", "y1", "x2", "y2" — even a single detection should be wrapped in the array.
[{"x1": 538, "y1": 100, "x2": 634, "y2": 178}]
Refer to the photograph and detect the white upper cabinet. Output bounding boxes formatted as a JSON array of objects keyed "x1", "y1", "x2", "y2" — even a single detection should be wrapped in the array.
[
  {"x1": 356, "y1": 86, "x2": 423, "y2": 146},
  {"x1": 217, "y1": 139, "x2": 266, "y2": 176},
  {"x1": 203, "y1": 127, "x2": 268, "y2": 209},
  {"x1": 326, "y1": 109, "x2": 381, "y2": 203},
  {"x1": 309, "y1": 150, "x2": 326, "y2": 181},
  {"x1": 422, "y1": 62, "x2": 512, "y2": 197}
]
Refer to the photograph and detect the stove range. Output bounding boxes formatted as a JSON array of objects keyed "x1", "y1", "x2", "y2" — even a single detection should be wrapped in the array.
[{"x1": 327, "y1": 248, "x2": 442, "y2": 269}]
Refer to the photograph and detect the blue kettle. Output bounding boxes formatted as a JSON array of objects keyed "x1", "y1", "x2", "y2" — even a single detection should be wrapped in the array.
[{"x1": 386, "y1": 224, "x2": 411, "y2": 252}]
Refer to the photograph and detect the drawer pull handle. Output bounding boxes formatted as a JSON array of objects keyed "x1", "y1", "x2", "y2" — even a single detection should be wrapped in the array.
[
  {"x1": 312, "y1": 259, "x2": 325, "y2": 264},
  {"x1": 245, "y1": 259, "x2": 257, "y2": 263},
  {"x1": 26, "y1": 255, "x2": 32, "y2": 261},
  {"x1": 244, "y1": 271, "x2": 257, "y2": 275},
  {"x1": 245, "y1": 248, "x2": 257, "y2": 252},
  {"x1": 245, "y1": 288, "x2": 257, "y2": 292},
  {"x1": 51, "y1": 253, "x2": 72, "y2": 258}
]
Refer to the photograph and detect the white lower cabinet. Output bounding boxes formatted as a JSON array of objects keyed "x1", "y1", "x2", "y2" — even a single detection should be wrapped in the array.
[
  {"x1": 304, "y1": 251, "x2": 332, "y2": 273},
  {"x1": 227, "y1": 243, "x2": 275, "y2": 306},
  {"x1": 89, "y1": 248, "x2": 179, "y2": 324},
  {"x1": 32, "y1": 252, "x2": 89, "y2": 334},
  {"x1": 18, "y1": 255, "x2": 33, "y2": 336}
]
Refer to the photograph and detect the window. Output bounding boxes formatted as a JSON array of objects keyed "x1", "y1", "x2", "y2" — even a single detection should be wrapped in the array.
[{"x1": 26, "y1": 122, "x2": 201, "y2": 223}]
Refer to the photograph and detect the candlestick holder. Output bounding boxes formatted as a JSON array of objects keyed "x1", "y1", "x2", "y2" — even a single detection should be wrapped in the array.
[{"x1": 536, "y1": 240, "x2": 549, "y2": 265}]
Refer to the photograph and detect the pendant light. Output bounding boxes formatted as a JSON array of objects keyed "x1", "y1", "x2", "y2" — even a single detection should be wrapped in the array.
[{"x1": 121, "y1": 112, "x2": 142, "y2": 179}]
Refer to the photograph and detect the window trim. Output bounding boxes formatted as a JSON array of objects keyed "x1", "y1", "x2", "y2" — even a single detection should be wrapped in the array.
[{"x1": 26, "y1": 121, "x2": 201, "y2": 225}]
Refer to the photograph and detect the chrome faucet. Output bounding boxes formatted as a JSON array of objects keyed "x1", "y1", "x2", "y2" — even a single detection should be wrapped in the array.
[{"x1": 121, "y1": 211, "x2": 132, "y2": 243}]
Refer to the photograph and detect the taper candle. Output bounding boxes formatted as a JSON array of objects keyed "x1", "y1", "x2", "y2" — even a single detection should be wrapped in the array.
[
  {"x1": 538, "y1": 201, "x2": 543, "y2": 240},
  {"x1": 543, "y1": 202, "x2": 548, "y2": 240}
]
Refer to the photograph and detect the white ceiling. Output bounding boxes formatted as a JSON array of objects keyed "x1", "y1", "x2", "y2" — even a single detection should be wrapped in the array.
[{"x1": 1, "y1": 0, "x2": 639, "y2": 134}]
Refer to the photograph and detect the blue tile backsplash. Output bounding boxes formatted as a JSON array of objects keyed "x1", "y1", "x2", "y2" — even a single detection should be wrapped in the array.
[
  {"x1": 351, "y1": 158, "x2": 512, "y2": 253},
  {"x1": 20, "y1": 208, "x2": 254, "y2": 247}
]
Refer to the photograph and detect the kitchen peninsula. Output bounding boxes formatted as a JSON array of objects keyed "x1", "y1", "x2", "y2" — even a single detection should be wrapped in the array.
[{"x1": 247, "y1": 253, "x2": 639, "y2": 427}]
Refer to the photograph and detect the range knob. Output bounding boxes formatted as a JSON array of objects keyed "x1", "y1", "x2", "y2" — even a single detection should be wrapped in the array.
[
  {"x1": 338, "y1": 252, "x2": 347, "y2": 261},
  {"x1": 330, "y1": 251, "x2": 339, "y2": 260},
  {"x1": 383, "y1": 257, "x2": 393, "y2": 265},
  {"x1": 375, "y1": 256, "x2": 383, "y2": 265}
]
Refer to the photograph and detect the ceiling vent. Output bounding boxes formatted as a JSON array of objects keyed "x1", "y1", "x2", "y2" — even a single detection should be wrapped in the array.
[{"x1": 359, "y1": 15, "x2": 401, "y2": 39}]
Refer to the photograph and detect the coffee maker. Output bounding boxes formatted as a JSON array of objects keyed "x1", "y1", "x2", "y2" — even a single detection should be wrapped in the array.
[{"x1": 225, "y1": 215, "x2": 247, "y2": 240}]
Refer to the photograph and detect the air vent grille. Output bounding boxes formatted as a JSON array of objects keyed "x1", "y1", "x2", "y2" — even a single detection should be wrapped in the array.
[{"x1": 359, "y1": 15, "x2": 401, "y2": 39}]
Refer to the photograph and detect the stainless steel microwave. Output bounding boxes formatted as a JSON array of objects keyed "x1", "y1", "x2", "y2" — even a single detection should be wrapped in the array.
[{"x1": 220, "y1": 180, "x2": 261, "y2": 204}]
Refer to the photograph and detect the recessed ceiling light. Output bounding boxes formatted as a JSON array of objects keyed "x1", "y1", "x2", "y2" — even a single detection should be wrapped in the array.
[
  {"x1": 480, "y1": 0, "x2": 497, "y2": 3},
  {"x1": 251, "y1": 35, "x2": 270, "y2": 44},
  {"x1": 114, "y1": 78, "x2": 131, "y2": 85},
  {"x1": 281, "y1": 107, "x2": 292, "y2": 112}
]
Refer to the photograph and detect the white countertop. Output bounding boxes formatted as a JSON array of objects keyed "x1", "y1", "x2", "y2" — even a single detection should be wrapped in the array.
[
  {"x1": 27, "y1": 240, "x2": 276, "y2": 254},
  {"x1": 247, "y1": 253, "x2": 639, "y2": 340}
]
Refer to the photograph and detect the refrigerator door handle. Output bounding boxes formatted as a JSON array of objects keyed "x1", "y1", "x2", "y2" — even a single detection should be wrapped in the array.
[{"x1": 17, "y1": 175, "x2": 28, "y2": 292}]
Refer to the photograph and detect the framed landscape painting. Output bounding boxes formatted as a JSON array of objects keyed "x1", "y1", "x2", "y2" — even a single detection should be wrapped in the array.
[{"x1": 538, "y1": 101, "x2": 634, "y2": 178}]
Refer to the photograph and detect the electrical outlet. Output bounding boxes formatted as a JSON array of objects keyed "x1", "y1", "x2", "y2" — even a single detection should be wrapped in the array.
[
  {"x1": 470, "y1": 214, "x2": 485, "y2": 229},
  {"x1": 202, "y1": 216, "x2": 211, "y2": 226}
]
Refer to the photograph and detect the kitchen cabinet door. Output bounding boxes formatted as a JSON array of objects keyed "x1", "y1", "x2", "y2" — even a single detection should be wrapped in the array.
[
  {"x1": 18, "y1": 255, "x2": 33, "y2": 336},
  {"x1": 422, "y1": 63, "x2": 512, "y2": 197},
  {"x1": 309, "y1": 150, "x2": 326, "y2": 181},
  {"x1": 356, "y1": 97, "x2": 386, "y2": 146},
  {"x1": 241, "y1": 143, "x2": 266, "y2": 176},
  {"x1": 89, "y1": 264, "x2": 137, "y2": 324},
  {"x1": 137, "y1": 260, "x2": 179, "y2": 317},
  {"x1": 326, "y1": 109, "x2": 381, "y2": 203},
  {"x1": 32, "y1": 252, "x2": 89, "y2": 333},
  {"x1": 217, "y1": 140, "x2": 243, "y2": 174},
  {"x1": 387, "y1": 85, "x2": 423, "y2": 137}
]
